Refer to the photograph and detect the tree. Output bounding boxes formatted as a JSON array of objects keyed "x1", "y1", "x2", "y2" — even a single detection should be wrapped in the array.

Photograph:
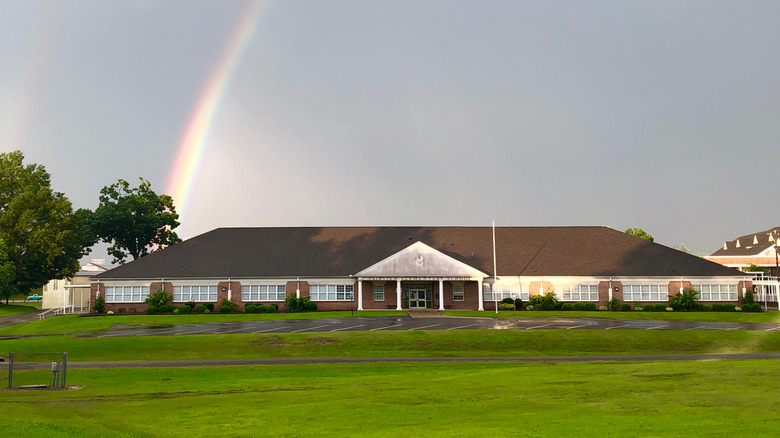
[
  {"x1": 745, "y1": 263, "x2": 769, "y2": 275},
  {"x1": 90, "y1": 178, "x2": 181, "y2": 264},
  {"x1": 0, "y1": 151, "x2": 91, "y2": 303},
  {"x1": 625, "y1": 228, "x2": 654, "y2": 242}
]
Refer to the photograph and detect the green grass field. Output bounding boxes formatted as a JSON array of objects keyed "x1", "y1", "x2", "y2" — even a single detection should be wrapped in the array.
[
  {"x1": 0, "y1": 311, "x2": 407, "y2": 335},
  {"x1": 0, "y1": 303, "x2": 40, "y2": 317},
  {"x1": 3, "y1": 329, "x2": 780, "y2": 362},
  {"x1": 1, "y1": 359, "x2": 778, "y2": 437},
  {"x1": 444, "y1": 309, "x2": 780, "y2": 323}
]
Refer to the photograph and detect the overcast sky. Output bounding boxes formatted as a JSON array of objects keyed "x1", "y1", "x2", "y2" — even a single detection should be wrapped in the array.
[{"x1": 2, "y1": 0, "x2": 779, "y2": 261}]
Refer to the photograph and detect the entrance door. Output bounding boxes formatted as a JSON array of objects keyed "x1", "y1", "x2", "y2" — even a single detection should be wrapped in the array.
[{"x1": 409, "y1": 289, "x2": 428, "y2": 309}]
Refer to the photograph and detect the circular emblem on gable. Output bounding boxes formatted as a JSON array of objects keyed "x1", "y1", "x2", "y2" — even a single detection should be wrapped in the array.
[{"x1": 416, "y1": 255, "x2": 424, "y2": 265}]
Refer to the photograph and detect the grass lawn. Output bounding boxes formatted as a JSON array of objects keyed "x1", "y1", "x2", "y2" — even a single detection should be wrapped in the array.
[
  {"x1": 444, "y1": 309, "x2": 780, "y2": 323},
  {"x1": 0, "y1": 303, "x2": 40, "y2": 317},
  {"x1": 1, "y1": 359, "x2": 778, "y2": 437},
  {"x1": 0, "y1": 310, "x2": 407, "y2": 335},
  {"x1": 3, "y1": 330, "x2": 780, "y2": 362}
]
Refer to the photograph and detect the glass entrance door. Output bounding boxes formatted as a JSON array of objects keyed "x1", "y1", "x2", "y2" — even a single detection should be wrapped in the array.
[{"x1": 409, "y1": 289, "x2": 428, "y2": 309}]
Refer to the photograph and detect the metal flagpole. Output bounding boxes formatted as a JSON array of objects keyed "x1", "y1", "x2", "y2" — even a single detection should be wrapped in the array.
[{"x1": 493, "y1": 220, "x2": 498, "y2": 314}]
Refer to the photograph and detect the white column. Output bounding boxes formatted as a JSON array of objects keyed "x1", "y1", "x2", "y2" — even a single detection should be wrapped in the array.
[
  {"x1": 438, "y1": 279, "x2": 445, "y2": 310},
  {"x1": 477, "y1": 280, "x2": 484, "y2": 311},
  {"x1": 357, "y1": 279, "x2": 363, "y2": 311},
  {"x1": 396, "y1": 279, "x2": 402, "y2": 310}
]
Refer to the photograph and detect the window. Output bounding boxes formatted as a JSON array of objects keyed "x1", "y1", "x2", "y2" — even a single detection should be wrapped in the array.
[
  {"x1": 557, "y1": 284, "x2": 599, "y2": 301},
  {"x1": 453, "y1": 284, "x2": 464, "y2": 301},
  {"x1": 242, "y1": 285, "x2": 286, "y2": 301},
  {"x1": 310, "y1": 284, "x2": 354, "y2": 301},
  {"x1": 173, "y1": 285, "x2": 217, "y2": 302},
  {"x1": 373, "y1": 285, "x2": 384, "y2": 301},
  {"x1": 623, "y1": 285, "x2": 667, "y2": 302},
  {"x1": 484, "y1": 282, "x2": 528, "y2": 301},
  {"x1": 105, "y1": 286, "x2": 148, "y2": 303},
  {"x1": 696, "y1": 284, "x2": 737, "y2": 301}
]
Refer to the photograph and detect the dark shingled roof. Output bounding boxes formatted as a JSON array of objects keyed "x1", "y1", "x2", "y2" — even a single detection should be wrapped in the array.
[
  {"x1": 94, "y1": 226, "x2": 742, "y2": 280},
  {"x1": 710, "y1": 227, "x2": 780, "y2": 257}
]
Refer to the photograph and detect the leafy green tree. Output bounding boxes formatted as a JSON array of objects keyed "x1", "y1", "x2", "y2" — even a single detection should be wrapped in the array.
[
  {"x1": 90, "y1": 178, "x2": 181, "y2": 264},
  {"x1": 625, "y1": 228, "x2": 654, "y2": 242},
  {"x1": 745, "y1": 263, "x2": 769, "y2": 275},
  {"x1": 0, "y1": 151, "x2": 91, "y2": 303}
]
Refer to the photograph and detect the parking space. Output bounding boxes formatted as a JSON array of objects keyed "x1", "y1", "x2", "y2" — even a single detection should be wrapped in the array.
[{"x1": 91, "y1": 316, "x2": 780, "y2": 337}]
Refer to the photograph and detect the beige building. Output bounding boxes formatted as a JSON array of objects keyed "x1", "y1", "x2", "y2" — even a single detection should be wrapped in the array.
[{"x1": 42, "y1": 260, "x2": 108, "y2": 311}]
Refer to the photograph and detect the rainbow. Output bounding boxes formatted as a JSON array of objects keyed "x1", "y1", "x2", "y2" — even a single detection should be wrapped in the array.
[{"x1": 166, "y1": 0, "x2": 270, "y2": 237}]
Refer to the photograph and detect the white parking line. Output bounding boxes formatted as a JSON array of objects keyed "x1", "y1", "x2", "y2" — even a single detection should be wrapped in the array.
[
  {"x1": 408, "y1": 323, "x2": 442, "y2": 331},
  {"x1": 252, "y1": 326, "x2": 284, "y2": 333},
  {"x1": 726, "y1": 327, "x2": 741, "y2": 331},
  {"x1": 175, "y1": 327, "x2": 219, "y2": 336},
  {"x1": 605, "y1": 325, "x2": 628, "y2": 330},
  {"x1": 291, "y1": 324, "x2": 330, "y2": 333},
  {"x1": 446, "y1": 323, "x2": 483, "y2": 330},
  {"x1": 330, "y1": 324, "x2": 366, "y2": 332},
  {"x1": 525, "y1": 323, "x2": 554, "y2": 330},
  {"x1": 566, "y1": 324, "x2": 592, "y2": 330},
  {"x1": 219, "y1": 327, "x2": 252, "y2": 334},
  {"x1": 645, "y1": 326, "x2": 665, "y2": 330},
  {"x1": 685, "y1": 326, "x2": 708, "y2": 331},
  {"x1": 369, "y1": 324, "x2": 405, "y2": 331},
  {"x1": 765, "y1": 327, "x2": 780, "y2": 331}
]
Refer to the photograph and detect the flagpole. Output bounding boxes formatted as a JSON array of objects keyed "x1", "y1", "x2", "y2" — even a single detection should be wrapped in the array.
[{"x1": 493, "y1": 220, "x2": 498, "y2": 314}]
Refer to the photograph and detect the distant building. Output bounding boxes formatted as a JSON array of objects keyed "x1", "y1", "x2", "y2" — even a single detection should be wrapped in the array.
[
  {"x1": 43, "y1": 260, "x2": 109, "y2": 311},
  {"x1": 91, "y1": 227, "x2": 749, "y2": 313},
  {"x1": 706, "y1": 227, "x2": 780, "y2": 276}
]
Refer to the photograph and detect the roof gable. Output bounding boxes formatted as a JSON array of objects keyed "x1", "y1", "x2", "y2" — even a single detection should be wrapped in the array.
[{"x1": 355, "y1": 241, "x2": 487, "y2": 278}]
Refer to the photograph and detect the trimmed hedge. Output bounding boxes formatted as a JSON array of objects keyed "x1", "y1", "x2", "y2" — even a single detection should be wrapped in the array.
[
  {"x1": 620, "y1": 303, "x2": 632, "y2": 312},
  {"x1": 585, "y1": 302, "x2": 597, "y2": 311},
  {"x1": 573, "y1": 302, "x2": 586, "y2": 311},
  {"x1": 654, "y1": 303, "x2": 667, "y2": 311},
  {"x1": 560, "y1": 303, "x2": 573, "y2": 311}
]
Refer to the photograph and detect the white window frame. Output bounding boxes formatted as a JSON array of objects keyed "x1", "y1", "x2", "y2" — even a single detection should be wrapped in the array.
[
  {"x1": 557, "y1": 284, "x2": 599, "y2": 301},
  {"x1": 310, "y1": 284, "x2": 354, "y2": 301},
  {"x1": 695, "y1": 284, "x2": 737, "y2": 301},
  {"x1": 105, "y1": 286, "x2": 148, "y2": 303},
  {"x1": 623, "y1": 284, "x2": 668, "y2": 302},
  {"x1": 241, "y1": 285, "x2": 286, "y2": 302},
  {"x1": 483, "y1": 281, "x2": 528, "y2": 302},
  {"x1": 373, "y1": 285, "x2": 384, "y2": 301},
  {"x1": 452, "y1": 284, "x2": 464, "y2": 301},
  {"x1": 173, "y1": 285, "x2": 218, "y2": 302}
]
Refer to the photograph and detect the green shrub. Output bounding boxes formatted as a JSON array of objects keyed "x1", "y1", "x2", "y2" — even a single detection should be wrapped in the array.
[
  {"x1": 528, "y1": 292, "x2": 560, "y2": 311},
  {"x1": 203, "y1": 302, "x2": 214, "y2": 311},
  {"x1": 620, "y1": 303, "x2": 632, "y2": 311},
  {"x1": 285, "y1": 294, "x2": 318, "y2": 312},
  {"x1": 146, "y1": 305, "x2": 159, "y2": 314},
  {"x1": 514, "y1": 298, "x2": 523, "y2": 310},
  {"x1": 243, "y1": 304, "x2": 257, "y2": 313},
  {"x1": 669, "y1": 288, "x2": 700, "y2": 311},
  {"x1": 93, "y1": 295, "x2": 106, "y2": 314},
  {"x1": 268, "y1": 303, "x2": 279, "y2": 313},
  {"x1": 633, "y1": 306, "x2": 643, "y2": 311},
  {"x1": 177, "y1": 304, "x2": 191, "y2": 314},
  {"x1": 643, "y1": 304, "x2": 655, "y2": 311},
  {"x1": 560, "y1": 303, "x2": 573, "y2": 311},
  {"x1": 655, "y1": 303, "x2": 667, "y2": 311},
  {"x1": 573, "y1": 302, "x2": 586, "y2": 311},
  {"x1": 723, "y1": 303, "x2": 736, "y2": 312},
  {"x1": 735, "y1": 306, "x2": 742, "y2": 311},
  {"x1": 742, "y1": 289, "x2": 755, "y2": 306},
  {"x1": 712, "y1": 303, "x2": 725, "y2": 312},
  {"x1": 501, "y1": 298, "x2": 515, "y2": 305},
  {"x1": 145, "y1": 290, "x2": 173, "y2": 308},
  {"x1": 526, "y1": 305, "x2": 535, "y2": 311},
  {"x1": 195, "y1": 305, "x2": 207, "y2": 313},
  {"x1": 218, "y1": 298, "x2": 237, "y2": 313},
  {"x1": 185, "y1": 301, "x2": 197, "y2": 309},
  {"x1": 598, "y1": 306, "x2": 607, "y2": 311},
  {"x1": 498, "y1": 303, "x2": 515, "y2": 311},
  {"x1": 692, "y1": 303, "x2": 704, "y2": 311},
  {"x1": 585, "y1": 302, "x2": 597, "y2": 311},
  {"x1": 746, "y1": 303, "x2": 763, "y2": 312},
  {"x1": 607, "y1": 298, "x2": 620, "y2": 311},
  {"x1": 701, "y1": 305, "x2": 711, "y2": 312}
]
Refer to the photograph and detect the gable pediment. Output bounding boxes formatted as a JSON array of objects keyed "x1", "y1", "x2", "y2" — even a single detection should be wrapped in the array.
[{"x1": 355, "y1": 241, "x2": 487, "y2": 278}]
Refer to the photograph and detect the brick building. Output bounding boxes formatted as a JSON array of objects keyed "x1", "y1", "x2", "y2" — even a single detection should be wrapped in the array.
[{"x1": 91, "y1": 226, "x2": 749, "y2": 313}]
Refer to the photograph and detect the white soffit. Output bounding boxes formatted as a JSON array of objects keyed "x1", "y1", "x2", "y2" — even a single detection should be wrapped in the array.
[{"x1": 355, "y1": 241, "x2": 487, "y2": 278}]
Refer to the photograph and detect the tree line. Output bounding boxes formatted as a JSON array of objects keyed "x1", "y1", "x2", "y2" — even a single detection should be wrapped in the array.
[{"x1": 0, "y1": 151, "x2": 181, "y2": 303}]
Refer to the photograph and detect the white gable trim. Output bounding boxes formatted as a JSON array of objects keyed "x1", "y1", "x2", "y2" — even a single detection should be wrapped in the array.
[{"x1": 355, "y1": 241, "x2": 487, "y2": 278}]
